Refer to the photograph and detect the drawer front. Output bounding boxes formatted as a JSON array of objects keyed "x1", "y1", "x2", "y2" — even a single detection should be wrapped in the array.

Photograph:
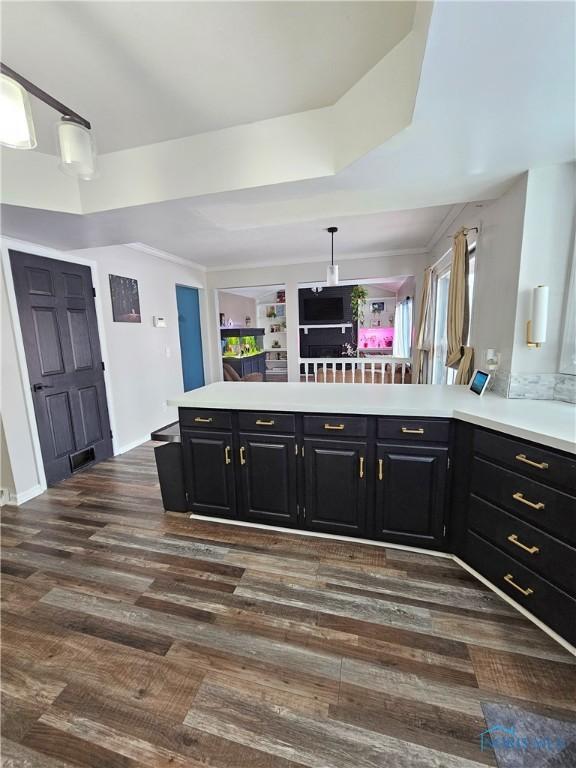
[
  {"x1": 474, "y1": 429, "x2": 576, "y2": 492},
  {"x1": 378, "y1": 418, "x2": 450, "y2": 443},
  {"x1": 468, "y1": 494, "x2": 576, "y2": 595},
  {"x1": 465, "y1": 531, "x2": 576, "y2": 645},
  {"x1": 304, "y1": 415, "x2": 368, "y2": 437},
  {"x1": 179, "y1": 408, "x2": 232, "y2": 430},
  {"x1": 238, "y1": 412, "x2": 295, "y2": 433},
  {"x1": 471, "y1": 458, "x2": 576, "y2": 546}
]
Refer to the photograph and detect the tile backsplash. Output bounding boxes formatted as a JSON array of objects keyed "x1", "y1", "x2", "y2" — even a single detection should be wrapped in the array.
[
  {"x1": 555, "y1": 373, "x2": 576, "y2": 404},
  {"x1": 491, "y1": 371, "x2": 576, "y2": 403}
]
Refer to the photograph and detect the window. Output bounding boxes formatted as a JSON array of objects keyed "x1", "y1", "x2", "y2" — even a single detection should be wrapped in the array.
[{"x1": 431, "y1": 246, "x2": 476, "y2": 384}]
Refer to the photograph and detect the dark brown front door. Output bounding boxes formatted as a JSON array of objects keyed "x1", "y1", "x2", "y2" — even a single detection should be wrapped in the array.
[{"x1": 10, "y1": 250, "x2": 113, "y2": 485}]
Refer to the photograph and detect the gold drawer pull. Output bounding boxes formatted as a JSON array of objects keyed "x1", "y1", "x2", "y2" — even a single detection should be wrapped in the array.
[
  {"x1": 359, "y1": 456, "x2": 365, "y2": 479},
  {"x1": 240, "y1": 446, "x2": 246, "y2": 465},
  {"x1": 401, "y1": 427, "x2": 424, "y2": 434},
  {"x1": 507, "y1": 533, "x2": 539, "y2": 555},
  {"x1": 224, "y1": 445, "x2": 231, "y2": 465},
  {"x1": 512, "y1": 492, "x2": 545, "y2": 511},
  {"x1": 194, "y1": 416, "x2": 213, "y2": 423},
  {"x1": 324, "y1": 424, "x2": 345, "y2": 430},
  {"x1": 504, "y1": 573, "x2": 534, "y2": 597},
  {"x1": 378, "y1": 458, "x2": 383, "y2": 481},
  {"x1": 256, "y1": 419, "x2": 275, "y2": 426},
  {"x1": 515, "y1": 453, "x2": 548, "y2": 470}
]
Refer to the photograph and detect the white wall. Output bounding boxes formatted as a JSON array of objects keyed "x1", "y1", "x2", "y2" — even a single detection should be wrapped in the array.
[
  {"x1": 1, "y1": 266, "x2": 43, "y2": 500},
  {"x1": 65, "y1": 245, "x2": 208, "y2": 451},
  {"x1": 207, "y1": 252, "x2": 428, "y2": 381},
  {"x1": 427, "y1": 163, "x2": 576, "y2": 382},
  {"x1": 511, "y1": 163, "x2": 576, "y2": 374},
  {"x1": 217, "y1": 292, "x2": 257, "y2": 327},
  {"x1": 428, "y1": 175, "x2": 528, "y2": 373},
  {"x1": 1, "y1": 239, "x2": 209, "y2": 501}
]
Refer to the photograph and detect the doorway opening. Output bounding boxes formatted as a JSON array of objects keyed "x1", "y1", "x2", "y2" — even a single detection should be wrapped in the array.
[
  {"x1": 218, "y1": 285, "x2": 288, "y2": 382},
  {"x1": 297, "y1": 276, "x2": 414, "y2": 384}
]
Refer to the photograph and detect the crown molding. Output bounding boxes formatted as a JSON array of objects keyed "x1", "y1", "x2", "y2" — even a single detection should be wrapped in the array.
[
  {"x1": 425, "y1": 203, "x2": 468, "y2": 252},
  {"x1": 125, "y1": 242, "x2": 207, "y2": 272}
]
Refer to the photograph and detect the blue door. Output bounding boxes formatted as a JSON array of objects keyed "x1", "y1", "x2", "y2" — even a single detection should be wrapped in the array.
[{"x1": 176, "y1": 285, "x2": 205, "y2": 391}]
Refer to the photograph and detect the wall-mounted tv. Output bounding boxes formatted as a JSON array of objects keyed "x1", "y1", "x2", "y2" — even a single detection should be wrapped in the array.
[{"x1": 302, "y1": 296, "x2": 344, "y2": 323}]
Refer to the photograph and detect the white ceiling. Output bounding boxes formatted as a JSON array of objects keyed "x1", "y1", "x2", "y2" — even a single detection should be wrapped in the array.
[
  {"x1": 1, "y1": 1, "x2": 574, "y2": 269},
  {"x1": 1, "y1": 200, "x2": 459, "y2": 268},
  {"x1": 1, "y1": 1, "x2": 414, "y2": 154}
]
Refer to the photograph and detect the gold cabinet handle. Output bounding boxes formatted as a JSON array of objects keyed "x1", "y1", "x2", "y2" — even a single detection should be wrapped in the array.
[
  {"x1": 515, "y1": 453, "x2": 548, "y2": 470},
  {"x1": 401, "y1": 427, "x2": 424, "y2": 434},
  {"x1": 512, "y1": 492, "x2": 545, "y2": 511},
  {"x1": 224, "y1": 445, "x2": 231, "y2": 465},
  {"x1": 507, "y1": 533, "x2": 539, "y2": 555},
  {"x1": 240, "y1": 446, "x2": 246, "y2": 465},
  {"x1": 504, "y1": 573, "x2": 534, "y2": 597},
  {"x1": 378, "y1": 458, "x2": 383, "y2": 481},
  {"x1": 255, "y1": 419, "x2": 275, "y2": 426},
  {"x1": 359, "y1": 456, "x2": 365, "y2": 479},
  {"x1": 194, "y1": 416, "x2": 213, "y2": 423},
  {"x1": 324, "y1": 423, "x2": 344, "y2": 430}
]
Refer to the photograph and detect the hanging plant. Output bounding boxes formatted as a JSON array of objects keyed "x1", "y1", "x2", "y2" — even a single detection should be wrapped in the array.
[{"x1": 351, "y1": 285, "x2": 369, "y2": 324}]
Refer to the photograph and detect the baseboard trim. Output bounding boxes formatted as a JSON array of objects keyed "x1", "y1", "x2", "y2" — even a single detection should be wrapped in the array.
[
  {"x1": 114, "y1": 436, "x2": 150, "y2": 455},
  {"x1": 453, "y1": 557, "x2": 576, "y2": 657},
  {"x1": 7, "y1": 484, "x2": 45, "y2": 506},
  {"x1": 187, "y1": 513, "x2": 575, "y2": 656},
  {"x1": 187, "y1": 514, "x2": 452, "y2": 559}
]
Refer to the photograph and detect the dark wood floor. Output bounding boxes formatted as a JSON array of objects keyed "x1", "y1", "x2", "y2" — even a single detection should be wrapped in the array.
[{"x1": 2, "y1": 443, "x2": 575, "y2": 767}]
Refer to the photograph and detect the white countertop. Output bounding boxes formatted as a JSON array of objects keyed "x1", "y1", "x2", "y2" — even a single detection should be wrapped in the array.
[{"x1": 168, "y1": 383, "x2": 576, "y2": 454}]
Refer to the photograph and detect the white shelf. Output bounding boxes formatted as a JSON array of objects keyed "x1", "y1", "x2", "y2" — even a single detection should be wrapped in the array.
[
  {"x1": 300, "y1": 323, "x2": 352, "y2": 335},
  {"x1": 266, "y1": 348, "x2": 287, "y2": 352}
]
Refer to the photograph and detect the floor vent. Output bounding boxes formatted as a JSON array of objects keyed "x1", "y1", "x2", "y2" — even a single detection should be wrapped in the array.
[{"x1": 69, "y1": 447, "x2": 95, "y2": 472}]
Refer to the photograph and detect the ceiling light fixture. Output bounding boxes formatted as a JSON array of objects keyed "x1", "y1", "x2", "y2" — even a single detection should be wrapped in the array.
[
  {"x1": 326, "y1": 226, "x2": 339, "y2": 287},
  {"x1": 58, "y1": 117, "x2": 97, "y2": 180},
  {"x1": 0, "y1": 62, "x2": 96, "y2": 180},
  {"x1": 0, "y1": 73, "x2": 36, "y2": 149}
]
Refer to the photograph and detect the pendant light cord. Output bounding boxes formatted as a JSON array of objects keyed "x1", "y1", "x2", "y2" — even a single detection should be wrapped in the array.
[{"x1": 331, "y1": 230, "x2": 334, "y2": 267}]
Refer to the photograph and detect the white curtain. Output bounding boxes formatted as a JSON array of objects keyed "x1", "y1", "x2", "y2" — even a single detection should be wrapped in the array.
[{"x1": 393, "y1": 298, "x2": 413, "y2": 358}]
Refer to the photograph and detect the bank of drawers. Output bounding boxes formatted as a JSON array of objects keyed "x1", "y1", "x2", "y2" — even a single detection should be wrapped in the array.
[
  {"x1": 465, "y1": 531, "x2": 576, "y2": 645},
  {"x1": 466, "y1": 428, "x2": 576, "y2": 644}
]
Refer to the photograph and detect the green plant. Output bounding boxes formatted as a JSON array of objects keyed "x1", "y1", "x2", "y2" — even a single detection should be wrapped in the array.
[{"x1": 351, "y1": 285, "x2": 369, "y2": 324}]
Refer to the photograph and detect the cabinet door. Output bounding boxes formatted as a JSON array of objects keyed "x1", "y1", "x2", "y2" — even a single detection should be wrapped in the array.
[
  {"x1": 239, "y1": 433, "x2": 297, "y2": 526},
  {"x1": 304, "y1": 438, "x2": 367, "y2": 536},
  {"x1": 375, "y1": 443, "x2": 447, "y2": 547},
  {"x1": 181, "y1": 429, "x2": 236, "y2": 517}
]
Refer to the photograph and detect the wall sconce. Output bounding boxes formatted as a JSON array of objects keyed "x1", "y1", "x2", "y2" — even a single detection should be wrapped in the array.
[{"x1": 526, "y1": 285, "x2": 549, "y2": 348}]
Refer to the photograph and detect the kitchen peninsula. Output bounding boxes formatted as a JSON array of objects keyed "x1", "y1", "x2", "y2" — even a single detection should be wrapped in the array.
[{"x1": 156, "y1": 383, "x2": 576, "y2": 647}]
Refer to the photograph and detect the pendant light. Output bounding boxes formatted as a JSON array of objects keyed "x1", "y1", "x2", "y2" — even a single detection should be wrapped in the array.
[
  {"x1": 326, "y1": 226, "x2": 339, "y2": 287},
  {"x1": 58, "y1": 116, "x2": 97, "y2": 180},
  {"x1": 0, "y1": 73, "x2": 36, "y2": 149}
]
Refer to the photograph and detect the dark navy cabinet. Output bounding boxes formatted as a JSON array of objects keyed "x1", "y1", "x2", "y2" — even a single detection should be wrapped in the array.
[{"x1": 157, "y1": 408, "x2": 575, "y2": 645}]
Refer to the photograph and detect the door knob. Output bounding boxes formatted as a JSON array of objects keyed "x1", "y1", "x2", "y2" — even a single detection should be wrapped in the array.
[{"x1": 32, "y1": 383, "x2": 54, "y2": 392}]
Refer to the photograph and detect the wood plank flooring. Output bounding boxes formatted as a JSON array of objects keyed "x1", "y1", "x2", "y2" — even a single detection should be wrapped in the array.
[{"x1": 2, "y1": 442, "x2": 575, "y2": 767}]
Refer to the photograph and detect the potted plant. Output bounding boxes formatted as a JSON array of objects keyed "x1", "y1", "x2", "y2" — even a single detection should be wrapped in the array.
[{"x1": 351, "y1": 285, "x2": 369, "y2": 325}]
